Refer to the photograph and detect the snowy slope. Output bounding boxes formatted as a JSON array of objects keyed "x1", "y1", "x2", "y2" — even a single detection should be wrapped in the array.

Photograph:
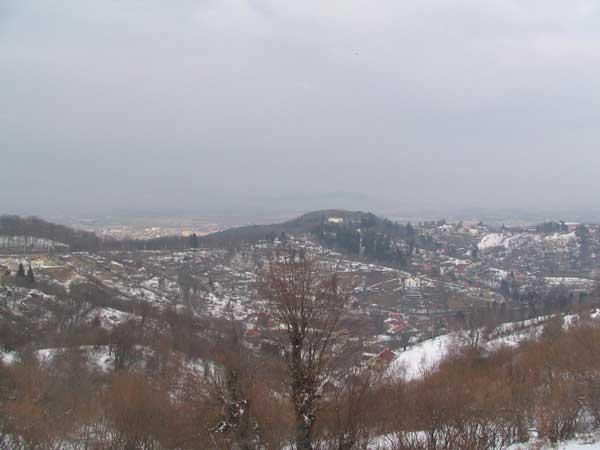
[
  {"x1": 386, "y1": 311, "x2": 600, "y2": 381},
  {"x1": 385, "y1": 332, "x2": 465, "y2": 380}
]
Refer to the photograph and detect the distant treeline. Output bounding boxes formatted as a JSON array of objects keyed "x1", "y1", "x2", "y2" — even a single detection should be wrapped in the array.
[
  {"x1": 116, "y1": 235, "x2": 200, "y2": 251},
  {"x1": 0, "y1": 215, "x2": 103, "y2": 252},
  {"x1": 0, "y1": 215, "x2": 213, "y2": 253},
  {"x1": 0, "y1": 211, "x2": 444, "y2": 256},
  {"x1": 536, "y1": 221, "x2": 570, "y2": 234}
]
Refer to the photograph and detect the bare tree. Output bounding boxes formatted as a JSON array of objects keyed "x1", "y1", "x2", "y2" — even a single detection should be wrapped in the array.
[
  {"x1": 108, "y1": 321, "x2": 137, "y2": 371},
  {"x1": 259, "y1": 250, "x2": 348, "y2": 450},
  {"x1": 210, "y1": 318, "x2": 260, "y2": 450},
  {"x1": 322, "y1": 369, "x2": 379, "y2": 450}
]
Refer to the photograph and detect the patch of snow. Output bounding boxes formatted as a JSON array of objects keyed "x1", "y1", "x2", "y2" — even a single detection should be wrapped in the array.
[
  {"x1": 478, "y1": 233, "x2": 508, "y2": 250},
  {"x1": 386, "y1": 332, "x2": 465, "y2": 380},
  {"x1": 0, "y1": 350, "x2": 18, "y2": 365},
  {"x1": 87, "y1": 307, "x2": 134, "y2": 329},
  {"x1": 544, "y1": 277, "x2": 595, "y2": 289},
  {"x1": 544, "y1": 232, "x2": 577, "y2": 244}
]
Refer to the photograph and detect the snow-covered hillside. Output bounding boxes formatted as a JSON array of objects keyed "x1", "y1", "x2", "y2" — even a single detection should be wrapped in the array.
[{"x1": 386, "y1": 310, "x2": 600, "y2": 381}]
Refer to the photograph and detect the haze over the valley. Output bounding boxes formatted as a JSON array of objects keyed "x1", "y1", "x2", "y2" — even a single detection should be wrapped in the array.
[
  {"x1": 2, "y1": 0, "x2": 600, "y2": 218},
  {"x1": 5, "y1": 4, "x2": 600, "y2": 446}
]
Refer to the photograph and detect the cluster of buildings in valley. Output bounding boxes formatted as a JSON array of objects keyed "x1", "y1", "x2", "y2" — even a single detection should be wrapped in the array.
[{"x1": 94, "y1": 225, "x2": 219, "y2": 240}]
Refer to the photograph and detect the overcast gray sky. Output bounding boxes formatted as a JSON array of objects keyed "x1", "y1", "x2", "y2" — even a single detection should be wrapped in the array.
[{"x1": 2, "y1": 0, "x2": 600, "y2": 216}]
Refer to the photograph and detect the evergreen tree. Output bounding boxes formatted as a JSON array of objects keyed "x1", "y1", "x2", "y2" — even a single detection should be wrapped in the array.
[
  {"x1": 16, "y1": 262, "x2": 25, "y2": 278},
  {"x1": 405, "y1": 222, "x2": 415, "y2": 238},
  {"x1": 189, "y1": 233, "x2": 199, "y2": 249},
  {"x1": 576, "y1": 224, "x2": 591, "y2": 263},
  {"x1": 26, "y1": 265, "x2": 35, "y2": 284}
]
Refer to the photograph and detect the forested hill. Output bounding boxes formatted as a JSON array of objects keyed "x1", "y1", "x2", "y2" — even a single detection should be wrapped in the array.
[
  {"x1": 144, "y1": 209, "x2": 408, "y2": 250},
  {"x1": 199, "y1": 209, "x2": 375, "y2": 244},
  {"x1": 0, "y1": 215, "x2": 102, "y2": 252},
  {"x1": 1, "y1": 211, "x2": 365, "y2": 253},
  {"x1": 0, "y1": 210, "x2": 435, "y2": 260},
  {"x1": 196, "y1": 209, "x2": 439, "y2": 269}
]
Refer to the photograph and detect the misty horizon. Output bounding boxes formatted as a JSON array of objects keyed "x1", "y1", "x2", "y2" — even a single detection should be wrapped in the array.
[{"x1": 2, "y1": 1, "x2": 600, "y2": 217}]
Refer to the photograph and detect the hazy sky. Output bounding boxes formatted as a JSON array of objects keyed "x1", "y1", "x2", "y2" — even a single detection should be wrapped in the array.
[{"x1": 2, "y1": 0, "x2": 600, "y2": 216}]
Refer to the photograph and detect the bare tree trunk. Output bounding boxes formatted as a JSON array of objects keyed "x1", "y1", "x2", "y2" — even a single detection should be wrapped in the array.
[
  {"x1": 260, "y1": 251, "x2": 349, "y2": 450},
  {"x1": 291, "y1": 345, "x2": 315, "y2": 450}
]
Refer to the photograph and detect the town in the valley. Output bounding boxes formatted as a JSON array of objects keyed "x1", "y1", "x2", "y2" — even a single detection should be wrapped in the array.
[{"x1": 2, "y1": 211, "x2": 598, "y2": 373}]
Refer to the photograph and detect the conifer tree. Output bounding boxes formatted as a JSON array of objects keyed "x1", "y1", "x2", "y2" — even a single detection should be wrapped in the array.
[
  {"x1": 26, "y1": 265, "x2": 34, "y2": 284},
  {"x1": 189, "y1": 233, "x2": 199, "y2": 249},
  {"x1": 16, "y1": 262, "x2": 25, "y2": 278}
]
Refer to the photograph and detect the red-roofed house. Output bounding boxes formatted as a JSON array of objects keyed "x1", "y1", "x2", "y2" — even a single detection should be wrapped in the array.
[{"x1": 377, "y1": 348, "x2": 396, "y2": 363}]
